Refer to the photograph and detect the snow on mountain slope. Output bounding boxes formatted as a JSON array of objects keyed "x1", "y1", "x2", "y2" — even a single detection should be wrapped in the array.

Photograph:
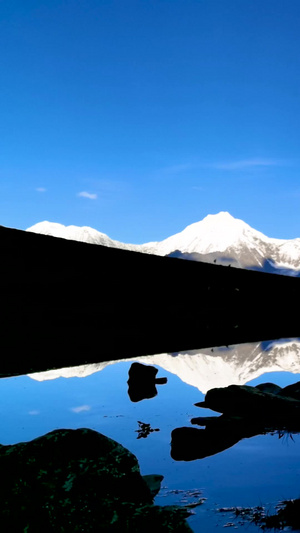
[
  {"x1": 142, "y1": 212, "x2": 268, "y2": 255},
  {"x1": 27, "y1": 221, "x2": 141, "y2": 251},
  {"x1": 141, "y1": 212, "x2": 300, "y2": 270},
  {"x1": 26, "y1": 212, "x2": 300, "y2": 272},
  {"x1": 144, "y1": 212, "x2": 300, "y2": 271},
  {"x1": 28, "y1": 339, "x2": 300, "y2": 393}
]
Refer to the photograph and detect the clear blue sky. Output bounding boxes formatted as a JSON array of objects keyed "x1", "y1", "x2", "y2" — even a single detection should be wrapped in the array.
[{"x1": 1, "y1": 0, "x2": 300, "y2": 243}]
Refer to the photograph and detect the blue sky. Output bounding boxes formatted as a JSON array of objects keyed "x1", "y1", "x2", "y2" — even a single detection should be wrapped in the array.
[{"x1": 1, "y1": 0, "x2": 300, "y2": 243}]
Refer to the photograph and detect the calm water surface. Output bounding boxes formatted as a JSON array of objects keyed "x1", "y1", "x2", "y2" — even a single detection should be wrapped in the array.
[{"x1": 1, "y1": 338, "x2": 300, "y2": 532}]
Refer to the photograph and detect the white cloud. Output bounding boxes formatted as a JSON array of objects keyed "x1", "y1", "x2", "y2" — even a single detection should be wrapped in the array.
[
  {"x1": 70, "y1": 405, "x2": 91, "y2": 413},
  {"x1": 36, "y1": 187, "x2": 47, "y2": 192},
  {"x1": 28, "y1": 410, "x2": 40, "y2": 415},
  {"x1": 77, "y1": 191, "x2": 98, "y2": 200}
]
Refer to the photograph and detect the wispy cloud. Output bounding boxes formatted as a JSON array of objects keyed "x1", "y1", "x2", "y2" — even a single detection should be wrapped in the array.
[
  {"x1": 162, "y1": 163, "x2": 196, "y2": 174},
  {"x1": 70, "y1": 405, "x2": 91, "y2": 413},
  {"x1": 211, "y1": 158, "x2": 282, "y2": 170},
  {"x1": 159, "y1": 158, "x2": 284, "y2": 176},
  {"x1": 36, "y1": 187, "x2": 47, "y2": 193},
  {"x1": 28, "y1": 410, "x2": 40, "y2": 415},
  {"x1": 77, "y1": 191, "x2": 98, "y2": 200}
]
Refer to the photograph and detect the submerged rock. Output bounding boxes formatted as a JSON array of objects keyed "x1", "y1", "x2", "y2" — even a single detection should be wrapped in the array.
[{"x1": 0, "y1": 428, "x2": 191, "y2": 531}]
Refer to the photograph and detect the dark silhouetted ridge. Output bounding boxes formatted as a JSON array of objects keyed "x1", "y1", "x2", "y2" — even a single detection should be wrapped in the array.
[{"x1": 1, "y1": 225, "x2": 300, "y2": 377}]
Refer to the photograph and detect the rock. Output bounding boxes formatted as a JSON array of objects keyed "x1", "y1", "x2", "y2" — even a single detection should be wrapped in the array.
[
  {"x1": 255, "y1": 380, "x2": 300, "y2": 401},
  {"x1": 197, "y1": 384, "x2": 300, "y2": 418},
  {"x1": 143, "y1": 474, "x2": 164, "y2": 498},
  {"x1": 171, "y1": 383, "x2": 300, "y2": 461},
  {"x1": 255, "y1": 382, "x2": 282, "y2": 395},
  {"x1": 280, "y1": 380, "x2": 300, "y2": 400},
  {"x1": 127, "y1": 362, "x2": 167, "y2": 402},
  {"x1": 0, "y1": 428, "x2": 192, "y2": 531}
]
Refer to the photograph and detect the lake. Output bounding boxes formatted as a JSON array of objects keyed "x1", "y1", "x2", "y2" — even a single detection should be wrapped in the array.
[{"x1": 1, "y1": 338, "x2": 300, "y2": 531}]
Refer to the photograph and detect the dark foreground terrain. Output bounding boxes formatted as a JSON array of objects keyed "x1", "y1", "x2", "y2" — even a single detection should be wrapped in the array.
[
  {"x1": 1, "y1": 224, "x2": 300, "y2": 376},
  {"x1": 0, "y1": 427, "x2": 192, "y2": 532}
]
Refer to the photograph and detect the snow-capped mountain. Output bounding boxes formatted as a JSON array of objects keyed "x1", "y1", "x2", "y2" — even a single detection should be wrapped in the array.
[
  {"x1": 26, "y1": 212, "x2": 300, "y2": 274},
  {"x1": 28, "y1": 338, "x2": 300, "y2": 394},
  {"x1": 144, "y1": 212, "x2": 300, "y2": 273},
  {"x1": 27, "y1": 221, "x2": 139, "y2": 251}
]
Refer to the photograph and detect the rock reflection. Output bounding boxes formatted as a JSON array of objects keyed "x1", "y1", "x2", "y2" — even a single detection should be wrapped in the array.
[
  {"x1": 171, "y1": 381, "x2": 300, "y2": 461},
  {"x1": 127, "y1": 362, "x2": 167, "y2": 402},
  {"x1": 29, "y1": 338, "x2": 300, "y2": 394}
]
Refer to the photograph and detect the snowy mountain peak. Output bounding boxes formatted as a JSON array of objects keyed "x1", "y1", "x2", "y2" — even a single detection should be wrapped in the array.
[
  {"x1": 202, "y1": 211, "x2": 237, "y2": 223},
  {"x1": 28, "y1": 221, "x2": 113, "y2": 245},
  {"x1": 150, "y1": 211, "x2": 265, "y2": 256},
  {"x1": 183, "y1": 211, "x2": 252, "y2": 239},
  {"x1": 200, "y1": 211, "x2": 251, "y2": 232},
  {"x1": 192, "y1": 211, "x2": 263, "y2": 239},
  {"x1": 27, "y1": 221, "x2": 139, "y2": 250}
]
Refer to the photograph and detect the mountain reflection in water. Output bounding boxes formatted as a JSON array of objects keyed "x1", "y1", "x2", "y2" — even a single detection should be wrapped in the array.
[
  {"x1": 28, "y1": 337, "x2": 300, "y2": 393},
  {"x1": 1, "y1": 338, "x2": 300, "y2": 532}
]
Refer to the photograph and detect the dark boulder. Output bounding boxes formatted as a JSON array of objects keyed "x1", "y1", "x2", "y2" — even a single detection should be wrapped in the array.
[
  {"x1": 255, "y1": 382, "x2": 282, "y2": 395},
  {"x1": 280, "y1": 380, "x2": 300, "y2": 401},
  {"x1": 256, "y1": 380, "x2": 300, "y2": 401},
  {"x1": 0, "y1": 428, "x2": 191, "y2": 531},
  {"x1": 196, "y1": 384, "x2": 300, "y2": 418}
]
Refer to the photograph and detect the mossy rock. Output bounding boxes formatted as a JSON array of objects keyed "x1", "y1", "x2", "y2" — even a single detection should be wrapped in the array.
[{"x1": 0, "y1": 428, "x2": 192, "y2": 532}]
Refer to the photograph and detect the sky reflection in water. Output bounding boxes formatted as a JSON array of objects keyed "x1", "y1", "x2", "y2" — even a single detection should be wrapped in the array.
[{"x1": 1, "y1": 339, "x2": 300, "y2": 532}]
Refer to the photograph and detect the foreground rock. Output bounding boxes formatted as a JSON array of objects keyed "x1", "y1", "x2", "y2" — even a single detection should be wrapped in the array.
[
  {"x1": 171, "y1": 382, "x2": 300, "y2": 461},
  {"x1": 0, "y1": 428, "x2": 191, "y2": 531},
  {"x1": 196, "y1": 382, "x2": 300, "y2": 418}
]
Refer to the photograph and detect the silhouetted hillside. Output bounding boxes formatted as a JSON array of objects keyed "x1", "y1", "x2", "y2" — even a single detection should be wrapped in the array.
[{"x1": 1, "y1": 225, "x2": 300, "y2": 376}]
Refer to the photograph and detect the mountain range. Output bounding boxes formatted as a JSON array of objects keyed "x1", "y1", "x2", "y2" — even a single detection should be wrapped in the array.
[
  {"x1": 28, "y1": 338, "x2": 300, "y2": 393},
  {"x1": 27, "y1": 212, "x2": 300, "y2": 275}
]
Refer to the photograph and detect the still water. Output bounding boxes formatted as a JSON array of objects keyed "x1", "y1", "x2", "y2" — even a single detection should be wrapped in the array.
[{"x1": 1, "y1": 339, "x2": 300, "y2": 531}]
